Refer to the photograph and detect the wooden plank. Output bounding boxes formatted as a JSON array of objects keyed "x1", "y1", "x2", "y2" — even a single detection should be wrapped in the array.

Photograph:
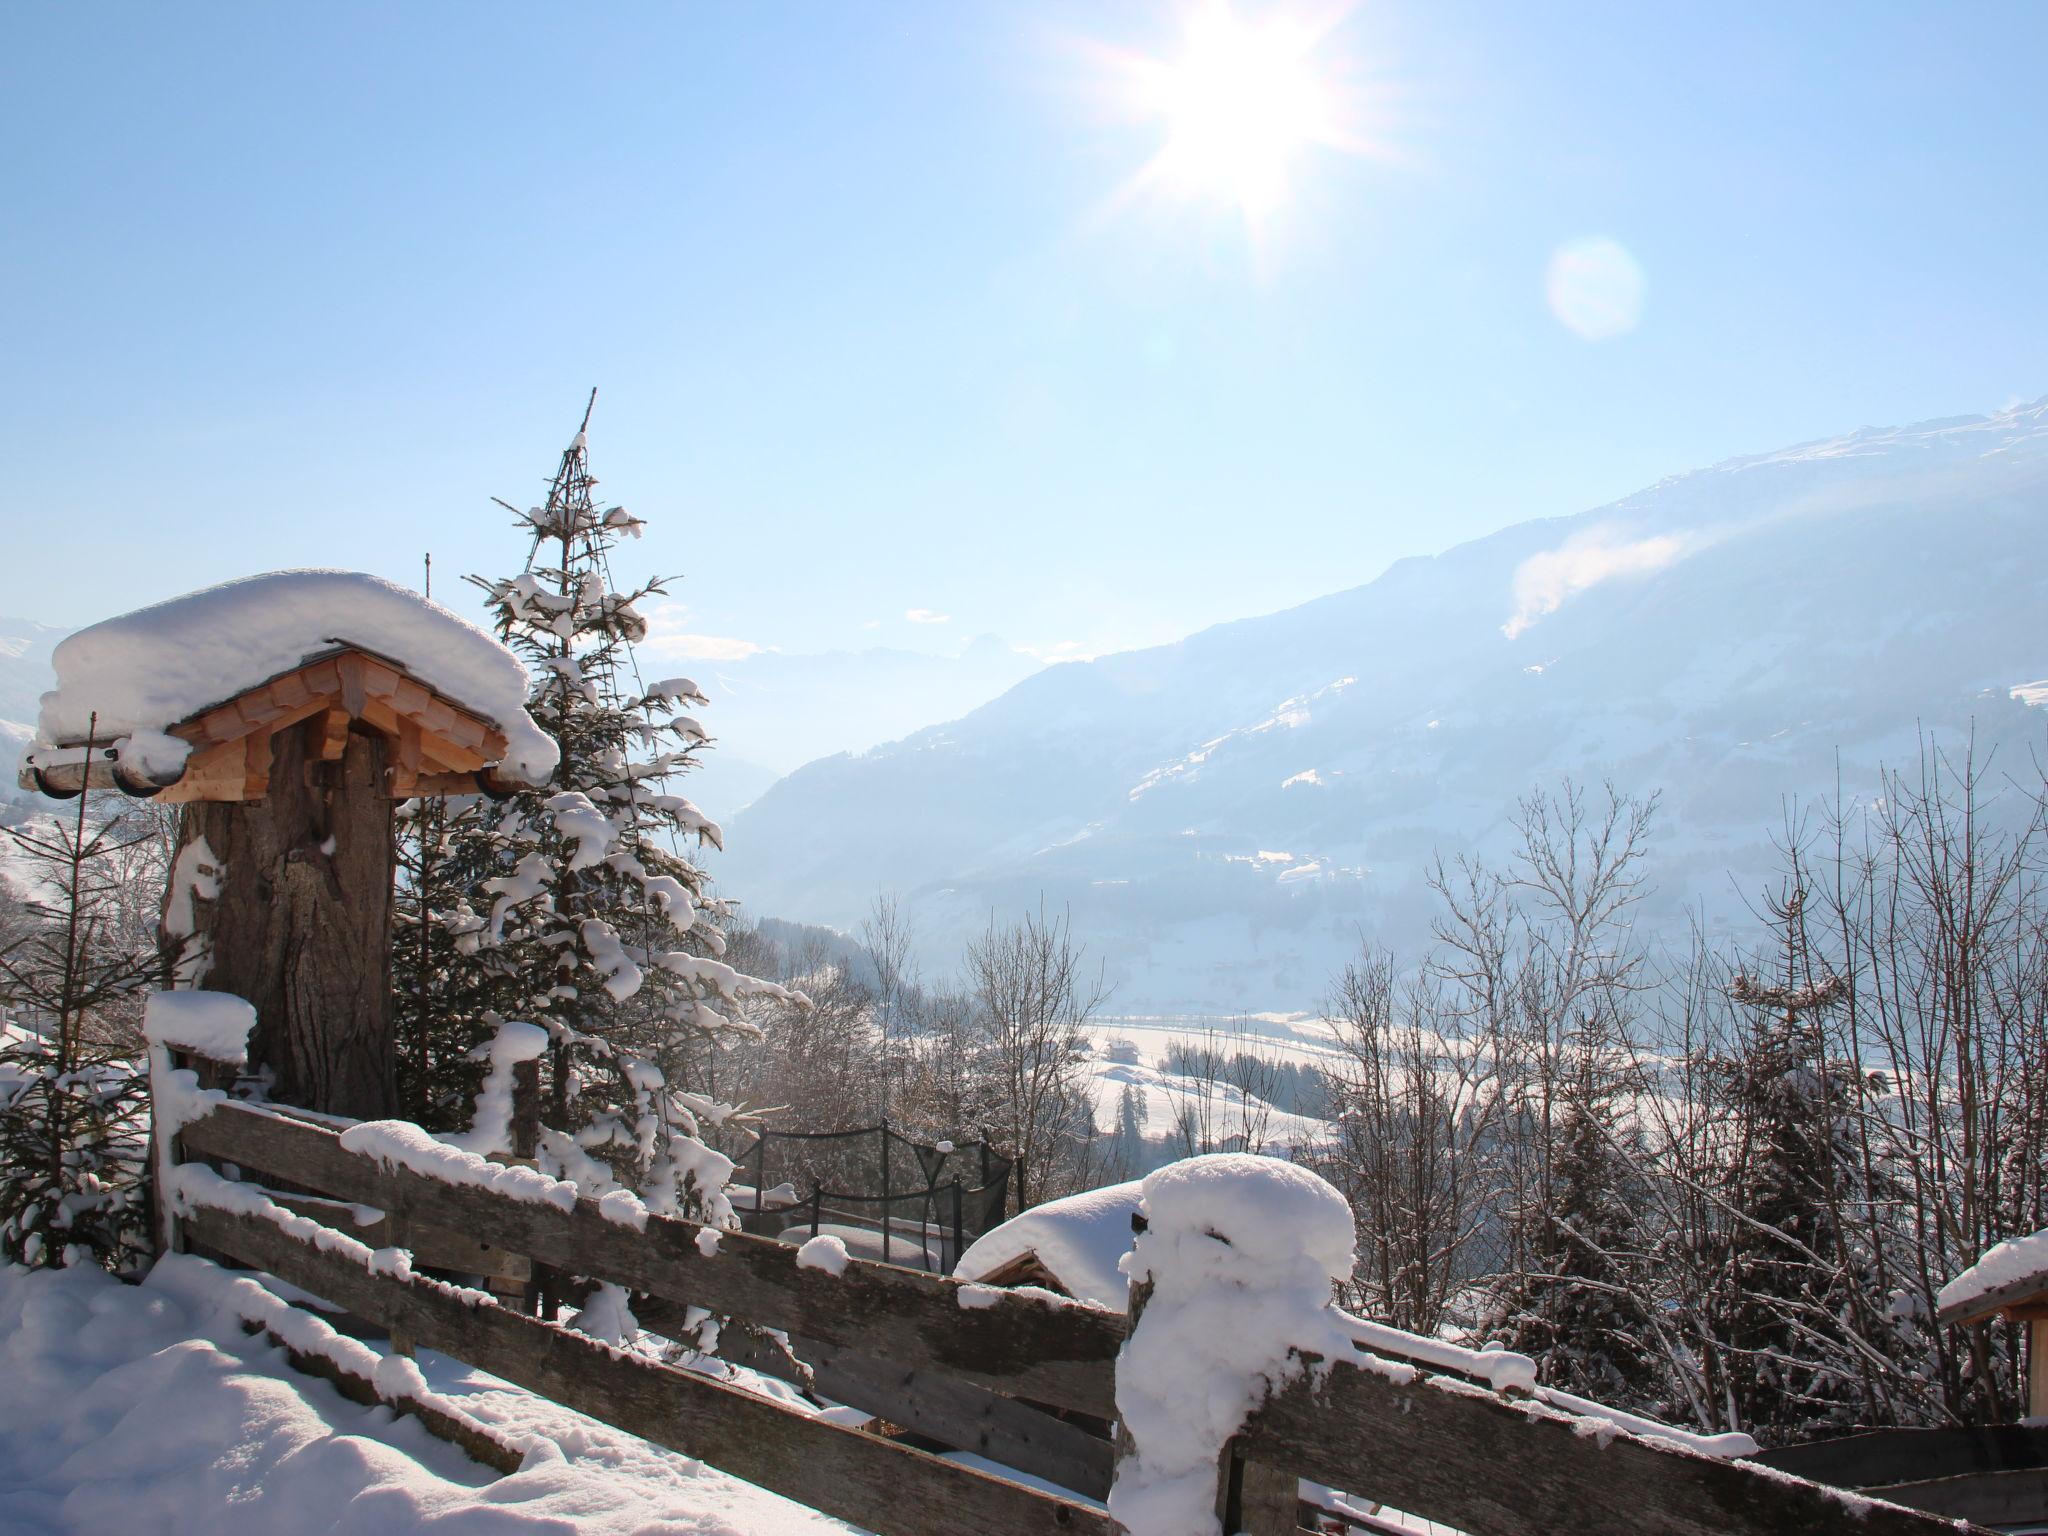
[
  {"x1": 337, "y1": 653, "x2": 368, "y2": 719},
  {"x1": 262, "y1": 1191, "x2": 531, "y2": 1283},
  {"x1": 414, "y1": 771, "x2": 486, "y2": 797},
  {"x1": 1750, "y1": 1424, "x2": 2048, "y2": 1489},
  {"x1": 243, "y1": 729, "x2": 271, "y2": 799},
  {"x1": 179, "y1": 1101, "x2": 1126, "y2": 1419},
  {"x1": 1238, "y1": 1356, "x2": 1987, "y2": 1536},
  {"x1": 238, "y1": 1318, "x2": 525, "y2": 1474},
  {"x1": 185, "y1": 1203, "x2": 1115, "y2": 1536},
  {"x1": 1879, "y1": 1467, "x2": 2048, "y2": 1526},
  {"x1": 392, "y1": 676, "x2": 434, "y2": 716},
  {"x1": 271, "y1": 670, "x2": 313, "y2": 709},
  {"x1": 314, "y1": 706, "x2": 352, "y2": 763},
  {"x1": 159, "y1": 736, "x2": 263, "y2": 804},
  {"x1": 2035, "y1": 1317, "x2": 2048, "y2": 1420},
  {"x1": 1233, "y1": 1458, "x2": 1301, "y2": 1536},
  {"x1": 658, "y1": 1302, "x2": 1114, "y2": 1500}
]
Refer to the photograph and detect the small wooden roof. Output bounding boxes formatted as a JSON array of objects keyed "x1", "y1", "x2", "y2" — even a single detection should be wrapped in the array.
[
  {"x1": 1936, "y1": 1230, "x2": 2048, "y2": 1329},
  {"x1": 27, "y1": 645, "x2": 522, "y2": 803}
]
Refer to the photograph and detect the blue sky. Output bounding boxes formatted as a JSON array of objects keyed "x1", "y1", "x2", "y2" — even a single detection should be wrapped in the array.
[{"x1": 3, "y1": 1, "x2": 2043, "y2": 665}]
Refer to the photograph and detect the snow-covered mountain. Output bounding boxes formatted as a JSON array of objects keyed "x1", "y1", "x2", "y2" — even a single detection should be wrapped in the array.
[
  {"x1": 0, "y1": 616, "x2": 62, "y2": 812},
  {"x1": 639, "y1": 634, "x2": 1043, "y2": 822},
  {"x1": 724, "y1": 398, "x2": 2048, "y2": 1011}
]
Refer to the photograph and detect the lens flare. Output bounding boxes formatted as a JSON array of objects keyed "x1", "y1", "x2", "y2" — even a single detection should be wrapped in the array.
[{"x1": 1546, "y1": 237, "x2": 1647, "y2": 340}]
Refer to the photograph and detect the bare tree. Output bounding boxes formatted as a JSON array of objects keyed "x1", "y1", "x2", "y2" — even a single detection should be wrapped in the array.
[
  {"x1": 964, "y1": 903, "x2": 1106, "y2": 1209},
  {"x1": 859, "y1": 893, "x2": 917, "y2": 1117}
]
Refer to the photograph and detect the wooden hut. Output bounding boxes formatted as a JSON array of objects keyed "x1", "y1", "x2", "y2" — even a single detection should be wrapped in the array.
[
  {"x1": 1938, "y1": 1232, "x2": 2048, "y2": 1420},
  {"x1": 21, "y1": 570, "x2": 555, "y2": 1120}
]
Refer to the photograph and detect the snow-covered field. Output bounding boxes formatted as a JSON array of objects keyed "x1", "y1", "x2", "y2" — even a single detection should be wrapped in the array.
[
  {"x1": 0, "y1": 1257, "x2": 861, "y2": 1536},
  {"x1": 1079, "y1": 1014, "x2": 1337, "y2": 1154}
]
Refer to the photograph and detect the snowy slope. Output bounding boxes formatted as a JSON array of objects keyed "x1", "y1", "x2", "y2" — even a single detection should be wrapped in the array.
[
  {"x1": 0, "y1": 616, "x2": 62, "y2": 811},
  {"x1": 727, "y1": 397, "x2": 2048, "y2": 1010},
  {"x1": 0, "y1": 1256, "x2": 862, "y2": 1536}
]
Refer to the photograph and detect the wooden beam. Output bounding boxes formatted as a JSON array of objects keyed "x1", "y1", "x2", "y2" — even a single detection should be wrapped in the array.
[
  {"x1": 261, "y1": 1191, "x2": 530, "y2": 1284},
  {"x1": 159, "y1": 736, "x2": 263, "y2": 804},
  {"x1": 657, "y1": 1302, "x2": 1114, "y2": 1500},
  {"x1": 1751, "y1": 1424, "x2": 2048, "y2": 1489},
  {"x1": 185, "y1": 1202, "x2": 1115, "y2": 1536},
  {"x1": 1238, "y1": 1352, "x2": 1985, "y2": 1536},
  {"x1": 336, "y1": 653, "x2": 368, "y2": 719},
  {"x1": 178, "y1": 1100, "x2": 1126, "y2": 1420},
  {"x1": 1878, "y1": 1468, "x2": 2048, "y2": 1527}
]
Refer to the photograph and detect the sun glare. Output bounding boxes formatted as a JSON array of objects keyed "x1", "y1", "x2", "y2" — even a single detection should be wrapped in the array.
[{"x1": 1135, "y1": 5, "x2": 1341, "y2": 220}]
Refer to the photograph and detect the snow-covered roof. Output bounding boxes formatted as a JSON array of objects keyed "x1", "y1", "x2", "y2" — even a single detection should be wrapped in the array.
[
  {"x1": 1937, "y1": 1228, "x2": 2048, "y2": 1323},
  {"x1": 32, "y1": 570, "x2": 557, "y2": 784},
  {"x1": 953, "y1": 1179, "x2": 1143, "y2": 1310}
]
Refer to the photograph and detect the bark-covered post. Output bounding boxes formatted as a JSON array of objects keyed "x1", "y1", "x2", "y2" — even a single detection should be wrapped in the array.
[{"x1": 172, "y1": 718, "x2": 397, "y2": 1119}]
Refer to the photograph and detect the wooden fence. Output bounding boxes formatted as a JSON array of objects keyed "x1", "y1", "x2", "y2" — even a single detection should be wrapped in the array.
[{"x1": 158, "y1": 1043, "x2": 1991, "y2": 1536}]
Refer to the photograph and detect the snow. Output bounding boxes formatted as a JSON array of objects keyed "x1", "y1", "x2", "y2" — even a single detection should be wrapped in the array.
[
  {"x1": 1939, "y1": 1227, "x2": 2048, "y2": 1317},
  {"x1": 954, "y1": 1180, "x2": 1142, "y2": 1310},
  {"x1": 30, "y1": 570, "x2": 559, "y2": 785},
  {"x1": 1108, "y1": 1154, "x2": 1354, "y2": 1536},
  {"x1": 142, "y1": 989, "x2": 256, "y2": 1064},
  {"x1": 442, "y1": 1020, "x2": 550, "y2": 1158},
  {"x1": 162, "y1": 835, "x2": 223, "y2": 943},
  {"x1": 0, "y1": 1256, "x2": 862, "y2": 1535},
  {"x1": 793, "y1": 1234, "x2": 851, "y2": 1276},
  {"x1": 335, "y1": 1121, "x2": 580, "y2": 1213}
]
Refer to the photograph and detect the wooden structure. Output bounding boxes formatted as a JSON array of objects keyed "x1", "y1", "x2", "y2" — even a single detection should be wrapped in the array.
[
  {"x1": 27, "y1": 644, "x2": 536, "y2": 1121},
  {"x1": 1939, "y1": 1245, "x2": 2048, "y2": 1421},
  {"x1": 156, "y1": 1032, "x2": 1991, "y2": 1536},
  {"x1": 26, "y1": 645, "x2": 525, "y2": 803}
]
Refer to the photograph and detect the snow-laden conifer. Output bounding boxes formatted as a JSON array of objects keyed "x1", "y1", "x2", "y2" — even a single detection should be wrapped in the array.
[{"x1": 441, "y1": 396, "x2": 802, "y2": 1251}]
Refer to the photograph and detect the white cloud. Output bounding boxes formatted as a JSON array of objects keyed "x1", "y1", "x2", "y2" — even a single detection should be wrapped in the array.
[
  {"x1": 1503, "y1": 525, "x2": 1698, "y2": 639},
  {"x1": 905, "y1": 608, "x2": 952, "y2": 625},
  {"x1": 641, "y1": 632, "x2": 766, "y2": 662},
  {"x1": 639, "y1": 600, "x2": 768, "y2": 661},
  {"x1": 860, "y1": 619, "x2": 881, "y2": 631}
]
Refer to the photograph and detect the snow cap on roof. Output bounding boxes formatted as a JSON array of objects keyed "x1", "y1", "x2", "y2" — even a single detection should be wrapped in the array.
[
  {"x1": 954, "y1": 1179, "x2": 1144, "y2": 1310},
  {"x1": 1938, "y1": 1227, "x2": 2048, "y2": 1320},
  {"x1": 35, "y1": 570, "x2": 558, "y2": 784}
]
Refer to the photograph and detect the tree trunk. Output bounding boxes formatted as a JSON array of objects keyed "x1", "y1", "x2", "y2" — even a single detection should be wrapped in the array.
[{"x1": 166, "y1": 718, "x2": 397, "y2": 1119}]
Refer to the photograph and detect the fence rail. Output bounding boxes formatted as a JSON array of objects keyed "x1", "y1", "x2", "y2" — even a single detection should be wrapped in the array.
[{"x1": 159, "y1": 1046, "x2": 1991, "y2": 1536}]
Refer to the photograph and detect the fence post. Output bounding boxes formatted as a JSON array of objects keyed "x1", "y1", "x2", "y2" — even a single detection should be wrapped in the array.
[
  {"x1": 880, "y1": 1118, "x2": 892, "y2": 1266},
  {"x1": 1107, "y1": 1156, "x2": 1356, "y2": 1536},
  {"x1": 142, "y1": 991, "x2": 257, "y2": 1258}
]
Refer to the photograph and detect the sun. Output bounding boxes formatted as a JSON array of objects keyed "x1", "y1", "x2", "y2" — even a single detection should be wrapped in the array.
[{"x1": 1135, "y1": 5, "x2": 1340, "y2": 219}]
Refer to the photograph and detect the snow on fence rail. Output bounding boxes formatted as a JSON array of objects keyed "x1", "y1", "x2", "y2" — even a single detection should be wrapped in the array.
[{"x1": 153, "y1": 1036, "x2": 1987, "y2": 1536}]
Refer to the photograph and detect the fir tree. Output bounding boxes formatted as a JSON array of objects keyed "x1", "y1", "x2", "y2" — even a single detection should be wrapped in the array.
[
  {"x1": 1719, "y1": 885, "x2": 1875, "y2": 1438},
  {"x1": 448, "y1": 394, "x2": 800, "y2": 1232},
  {"x1": 392, "y1": 792, "x2": 501, "y2": 1129},
  {"x1": 0, "y1": 733, "x2": 157, "y2": 1273},
  {"x1": 1508, "y1": 1054, "x2": 1660, "y2": 1402}
]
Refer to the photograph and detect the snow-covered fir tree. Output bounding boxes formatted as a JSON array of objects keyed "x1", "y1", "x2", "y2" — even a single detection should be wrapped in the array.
[{"x1": 444, "y1": 395, "x2": 801, "y2": 1238}]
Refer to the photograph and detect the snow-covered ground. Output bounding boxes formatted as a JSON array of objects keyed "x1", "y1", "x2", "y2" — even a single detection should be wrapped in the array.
[
  {"x1": 1079, "y1": 1014, "x2": 1337, "y2": 1155},
  {"x1": 0, "y1": 1257, "x2": 862, "y2": 1536}
]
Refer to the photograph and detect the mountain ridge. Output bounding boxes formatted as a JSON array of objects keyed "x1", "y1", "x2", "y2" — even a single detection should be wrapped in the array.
[{"x1": 723, "y1": 395, "x2": 2048, "y2": 1010}]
